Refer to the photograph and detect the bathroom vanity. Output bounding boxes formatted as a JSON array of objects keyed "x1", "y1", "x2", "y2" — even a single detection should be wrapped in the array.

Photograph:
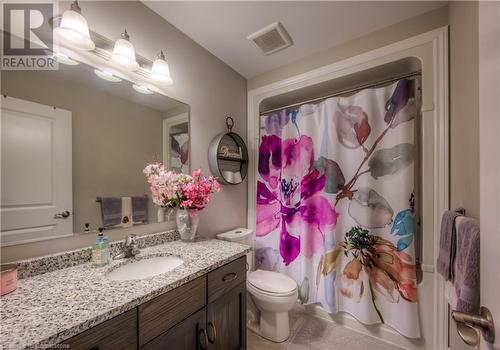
[
  {"x1": 63, "y1": 256, "x2": 246, "y2": 350},
  {"x1": 0, "y1": 232, "x2": 250, "y2": 350}
]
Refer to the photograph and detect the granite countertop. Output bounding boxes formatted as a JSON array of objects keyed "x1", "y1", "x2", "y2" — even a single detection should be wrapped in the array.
[{"x1": 0, "y1": 238, "x2": 251, "y2": 350}]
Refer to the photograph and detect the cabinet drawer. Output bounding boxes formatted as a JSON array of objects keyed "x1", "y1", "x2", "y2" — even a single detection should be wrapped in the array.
[
  {"x1": 207, "y1": 256, "x2": 246, "y2": 303},
  {"x1": 139, "y1": 276, "x2": 207, "y2": 347},
  {"x1": 62, "y1": 309, "x2": 137, "y2": 350}
]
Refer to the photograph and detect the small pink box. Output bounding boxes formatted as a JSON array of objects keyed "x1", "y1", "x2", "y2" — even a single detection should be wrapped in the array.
[{"x1": 0, "y1": 264, "x2": 18, "y2": 296}]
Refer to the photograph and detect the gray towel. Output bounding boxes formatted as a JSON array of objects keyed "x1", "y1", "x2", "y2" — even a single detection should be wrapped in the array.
[
  {"x1": 437, "y1": 211, "x2": 461, "y2": 280},
  {"x1": 455, "y1": 218, "x2": 480, "y2": 314},
  {"x1": 100, "y1": 197, "x2": 122, "y2": 227},
  {"x1": 132, "y1": 196, "x2": 148, "y2": 223}
]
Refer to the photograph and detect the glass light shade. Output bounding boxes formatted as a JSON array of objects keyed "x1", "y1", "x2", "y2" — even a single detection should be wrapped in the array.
[
  {"x1": 151, "y1": 54, "x2": 173, "y2": 85},
  {"x1": 94, "y1": 69, "x2": 122, "y2": 82},
  {"x1": 54, "y1": 7, "x2": 95, "y2": 51},
  {"x1": 133, "y1": 84, "x2": 153, "y2": 95},
  {"x1": 53, "y1": 52, "x2": 79, "y2": 65},
  {"x1": 111, "y1": 31, "x2": 139, "y2": 71}
]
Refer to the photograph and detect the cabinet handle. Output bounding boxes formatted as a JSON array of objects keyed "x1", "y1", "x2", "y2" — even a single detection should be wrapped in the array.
[
  {"x1": 89, "y1": 347, "x2": 100, "y2": 350},
  {"x1": 222, "y1": 272, "x2": 237, "y2": 282},
  {"x1": 207, "y1": 322, "x2": 217, "y2": 344},
  {"x1": 199, "y1": 328, "x2": 209, "y2": 349}
]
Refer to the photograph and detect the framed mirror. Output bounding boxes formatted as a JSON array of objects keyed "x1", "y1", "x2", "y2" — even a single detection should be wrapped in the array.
[{"x1": 1, "y1": 58, "x2": 190, "y2": 246}]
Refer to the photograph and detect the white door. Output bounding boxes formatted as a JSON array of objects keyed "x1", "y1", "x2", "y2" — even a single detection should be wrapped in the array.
[
  {"x1": 449, "y1": 4, "x2": 500, "y2": 349},
  {"x1": 478, "y1": 2, "x2": 500, "y2": 349},
  {"x1": 1, "y1": 96, "x2": 72, "y2": 246}
]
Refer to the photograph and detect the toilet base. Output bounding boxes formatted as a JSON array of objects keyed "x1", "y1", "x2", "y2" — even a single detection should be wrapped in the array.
[{"x1": 259, "y1": 310, "x2": 290, "y2": 343}]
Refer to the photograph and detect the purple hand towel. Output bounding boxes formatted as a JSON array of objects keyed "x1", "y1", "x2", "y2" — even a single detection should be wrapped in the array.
[
  {"x1": 437, "y1": 210, "x2": 461, "y2": 280},
  {"x1": 132, "y1": 195, "x2": 148, "y2": 223},
  {"x1": 100, "y1": 197, "x2": 122, "y2": 227},
  {"x1": 455, "y1": 218, "x2": 480, "y2": 314}
]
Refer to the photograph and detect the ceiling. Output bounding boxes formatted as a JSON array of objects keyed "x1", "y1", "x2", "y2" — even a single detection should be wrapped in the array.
[{"x1": 144, "y1": 1, "x2": 446, "y2": 79}]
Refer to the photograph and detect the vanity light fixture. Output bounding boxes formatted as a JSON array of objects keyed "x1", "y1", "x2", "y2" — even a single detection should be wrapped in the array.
[
  {"x1": 110, "y1": 29, "x2": 139, "y2": 71},
  {"x1": 150, "y1": 50, "x2": 173, "y2": 85},
  {"x1": 53, "y1": 52, "x2": 79, "y2": 65},
  {"x1": 94, "y1": 69, "x2": 122, "y2": 83},
  {"x1": 132, "y1": 84, "x2": 154, "y2": 95},
  {"x1": 54, "y1": 0, "x2": 95, "y2": 51}
]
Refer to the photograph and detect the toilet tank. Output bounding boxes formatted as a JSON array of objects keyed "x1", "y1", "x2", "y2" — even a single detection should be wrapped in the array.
[{"x1": 217, "y1": 228, "x2": 254, "y2": 273}]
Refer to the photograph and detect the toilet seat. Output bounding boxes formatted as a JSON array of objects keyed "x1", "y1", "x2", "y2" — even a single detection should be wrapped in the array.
[{"x1": 247, "y1": 270, "x2": 297, "y2": 297}]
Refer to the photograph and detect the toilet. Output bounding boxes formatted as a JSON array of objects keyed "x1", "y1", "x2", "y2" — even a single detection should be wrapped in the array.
[{"x1": 217, "y1": 228, "x2": 298, "y2": 343}]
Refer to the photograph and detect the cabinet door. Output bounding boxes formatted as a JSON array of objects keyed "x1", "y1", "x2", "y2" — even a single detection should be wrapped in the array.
[
  {"x1": 207, "y1": 282, "x2": 246, "y2": 350},
  {"x1": 141, "y1": 308, "x2": 209, "y2": 350},
  {"x1": 139, "y1": 276, "x2": 206, "y2": 346}
]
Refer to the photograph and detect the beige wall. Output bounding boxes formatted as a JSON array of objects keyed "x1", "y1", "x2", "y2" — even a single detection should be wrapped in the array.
[
  {"x1": 247, "y1": 6, "x2": 449, "y2": 90},
  {"x1": 248, "y1": 4, "x2": 481, "y2": 221},
  {"x1": 1, "y1": 1, "x2": 247, "y2": 262},
  {"x1": 2, "y1": 69, "x2": 166, "y2": 233},
  {"x1": 448, "y1": 1, "x2": 480, "y2": 220}
]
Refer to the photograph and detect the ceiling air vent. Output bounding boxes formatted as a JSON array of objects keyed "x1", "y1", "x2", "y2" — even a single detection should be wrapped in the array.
[{"x1": 247, "y1": 22, "x2": 293, "y2": 56}]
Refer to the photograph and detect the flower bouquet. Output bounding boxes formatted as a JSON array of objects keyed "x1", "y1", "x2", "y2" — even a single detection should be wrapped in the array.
[{"x1": 143, "y1": 163, "x2": 220, "y2": 240}]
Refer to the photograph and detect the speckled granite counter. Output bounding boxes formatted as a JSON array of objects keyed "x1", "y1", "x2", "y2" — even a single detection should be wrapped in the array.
[{"x1": 0, "y1": 238, "x2": 251, "y2": 350}]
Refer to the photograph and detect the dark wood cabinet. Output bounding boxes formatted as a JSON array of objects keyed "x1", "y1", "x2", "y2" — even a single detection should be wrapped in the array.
[
  {"x1": 141, "y1": 308, "x2": 208, "y2": 350},
  {"x1": 138, "y1": 276, "x2": 207, "y2": 347},
  {"x1": 61, "y1": 309, "x2": 137, "y2": 350},
  {"x1": 207, "y1": 256, "x2": 246, "y2": 303},
  {"x1": 207, "y1": 282, "x2": 246, "y2": 350},
  {"x1": 60, "y1": 257, "x2": 247, "y2": 350}
]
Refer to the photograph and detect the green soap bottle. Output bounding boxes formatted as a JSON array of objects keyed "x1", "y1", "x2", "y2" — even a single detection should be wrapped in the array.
[{"x1": 92, "y1": 228, "x2": 110, "y2": 267}]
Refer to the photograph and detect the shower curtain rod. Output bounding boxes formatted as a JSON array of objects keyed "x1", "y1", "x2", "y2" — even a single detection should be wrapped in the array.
[{"x1": 259, "y1": 70, "x2": 421, "y2": 115}]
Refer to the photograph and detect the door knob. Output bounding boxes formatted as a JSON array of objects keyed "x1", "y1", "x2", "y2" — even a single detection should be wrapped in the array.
[
  {"x1": 452, "y1": 306, "x2": 495, "y2": 345},
  {"x1": 54, "y1": 211, "x2": 71, "y2": 219}
]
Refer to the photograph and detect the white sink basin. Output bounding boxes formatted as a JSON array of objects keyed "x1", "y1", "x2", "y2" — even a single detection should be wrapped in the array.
[{"x1": 106, "y1": 255, "x2": 183, "y2": 281}]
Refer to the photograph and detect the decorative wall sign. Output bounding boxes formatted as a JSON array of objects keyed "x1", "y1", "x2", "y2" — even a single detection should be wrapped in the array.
[{"x1": 208, "y1": 117, "x2": 248, "y2": 185}]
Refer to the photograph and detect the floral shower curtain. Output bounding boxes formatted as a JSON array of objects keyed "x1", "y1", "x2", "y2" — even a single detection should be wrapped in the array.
[{"x1": 256, "y1": 79, "x2": 420, "y2": 338}]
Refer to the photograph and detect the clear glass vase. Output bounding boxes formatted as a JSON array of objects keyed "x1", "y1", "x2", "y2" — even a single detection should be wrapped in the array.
[
  {"x1": 176, "y1": 208, "x2": 199, "y2": 241},
  {"x1": 157, "y1": 206, "x2": 166, "y2": 223}
]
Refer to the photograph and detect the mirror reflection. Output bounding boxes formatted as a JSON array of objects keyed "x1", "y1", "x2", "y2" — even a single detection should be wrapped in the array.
[{"x1": 1, "y1": 59, "x2": 189, "y2": 245}]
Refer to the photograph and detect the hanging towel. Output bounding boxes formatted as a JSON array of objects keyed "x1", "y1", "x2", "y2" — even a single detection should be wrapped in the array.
[
  {"x1": 454, "y1": 217, "x2": 480, "y2": 314},
  {"x1": 132, "y1": 195, "x2": 148, "y2": 224},
  {"x1": 120, "y1": 197, "x2": 133, "y2": 228},
  {"x1": 437, "y1": 210, "x2": 461, "y2": 280},
  {"x1": 100, "y1": 197, "x2": 122, "y2": 227}
]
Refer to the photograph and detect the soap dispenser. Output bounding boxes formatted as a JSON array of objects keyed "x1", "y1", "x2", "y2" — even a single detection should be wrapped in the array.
[{"x1": 92, "y1": 228, "x2": 110, "y2": 267}]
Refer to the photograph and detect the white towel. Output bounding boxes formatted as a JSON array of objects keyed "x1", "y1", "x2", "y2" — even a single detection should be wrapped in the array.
[
  {"x1": 445, "y1": 281, "x2": 458, "y2": 308},
  {"x1": 121, "y1": 197, "x2": 133, "y2": 228}
]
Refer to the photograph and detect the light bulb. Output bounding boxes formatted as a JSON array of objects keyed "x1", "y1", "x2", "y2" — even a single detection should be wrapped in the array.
[
  {"x1": 150, "y1": 50, "x2": 173, "y2": 85},
  {"x1": 133, "y1": 84, "x2": 153, "y2": 94},
  {"x1": 54, "y1": 1, "x2": 95, "y2": 51},
  {"x1": 94, "y1": 69, "x2": 122, "y2": 82},
  {"x1": 53, "y1": 52, "x2": 79, "y2": 65},
  {"x1": 110, "y1": 29, "x2": 139, "y2": 71}
]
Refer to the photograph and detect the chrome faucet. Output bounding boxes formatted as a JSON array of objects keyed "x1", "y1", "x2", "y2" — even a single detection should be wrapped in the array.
[{"x1": 113, "y1": 234, "x2": 140, "y2": 260}]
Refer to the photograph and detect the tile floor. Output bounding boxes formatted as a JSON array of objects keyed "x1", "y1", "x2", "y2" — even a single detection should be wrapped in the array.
[{"x1": 247, "y1": 308, "x2": 405, "y2": 350}]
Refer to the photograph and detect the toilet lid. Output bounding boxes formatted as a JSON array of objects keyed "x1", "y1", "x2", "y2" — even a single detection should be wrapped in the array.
[{"x1": 248, "y1": 270, "x2": 297, "y2": 295}]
